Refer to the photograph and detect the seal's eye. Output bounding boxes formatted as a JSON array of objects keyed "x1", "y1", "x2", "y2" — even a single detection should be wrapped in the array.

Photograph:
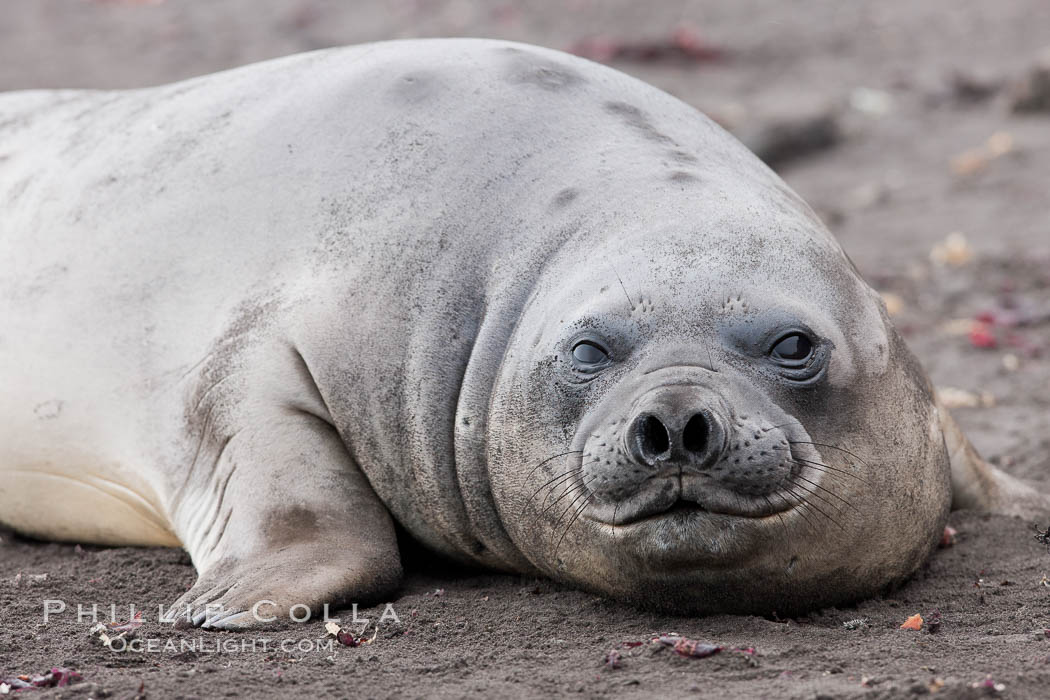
[
  {"x1": 770, "y1": 333, "x2": 813, "y2": 363},
  {"x1": 571, "y1": 340, "x2": 609, "y2": 367}
]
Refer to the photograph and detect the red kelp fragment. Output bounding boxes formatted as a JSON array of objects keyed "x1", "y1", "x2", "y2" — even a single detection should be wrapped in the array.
[
  {"x1": 968, "y1": 322, "x2": 997, "y2": 349},
  {"x1": 325, "y1": 621, "x2": 378, "y2": 647},
  {"x1": 569, "y1": 26, "x2": 724, "y2": 65},
  {"x1": 337, "y1": 629, "x2": 362, "y2": 647},
  {"x1": 970, "y1": 675, "x2": 1005, "y2": 693},
  {"x1": 0, "y1": 667, "x2": 82, "y2": 691}
]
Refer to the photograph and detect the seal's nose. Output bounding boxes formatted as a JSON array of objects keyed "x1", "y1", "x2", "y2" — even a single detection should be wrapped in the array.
[
  {"x1": 631, "y1": 414, "x2": 672, "y2": 463},
  {"x1": 625, "y1": 388, "x2": 722, "y2": 468},
  {"x1": 682, "y1": 413, "x2": 711, "y2": 456}
]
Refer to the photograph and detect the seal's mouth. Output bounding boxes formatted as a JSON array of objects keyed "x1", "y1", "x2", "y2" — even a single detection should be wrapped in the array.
[
  {"x1": 628, "y1": 497, "x2": 711, "y2": 523},
  {"x1": 665, "y1": 498, "x2": 706, "y2": 515},
  {"x1": 584, "y1": 473, "x2": 796, "y2": 526}
]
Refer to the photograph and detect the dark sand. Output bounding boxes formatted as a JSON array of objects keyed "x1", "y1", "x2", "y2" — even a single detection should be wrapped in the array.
[{"x1": 2, "y1": 1, "x2": 1049, "y2": 697}]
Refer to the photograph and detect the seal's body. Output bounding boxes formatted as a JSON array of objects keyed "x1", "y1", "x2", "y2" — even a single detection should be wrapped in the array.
[{"x1": 1, "y1": 39, "x2": 1044, "y2": 628}]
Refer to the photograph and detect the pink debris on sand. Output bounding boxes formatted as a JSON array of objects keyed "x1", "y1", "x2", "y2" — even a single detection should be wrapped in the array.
[
  {"x1": 569, "y1": 26, "x2": 724, "y2": 64},
  {"x1": 325, "y1": 620, "x2": 378, "y2": 648},
  {"x1": 106, "y1": 610, "x2": 144, "y2": 634},
  {"x1": 0, "y1": 667, "x2": 82, "y2": 691},
  {"x1": 968, "y1": 322, "x2": 998, "y2": 349}
]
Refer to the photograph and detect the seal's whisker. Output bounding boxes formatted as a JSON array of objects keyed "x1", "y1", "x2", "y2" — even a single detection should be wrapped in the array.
[
  {"x1": 788, "y1": 440, "x2": 869, "y2": 467},
  {"x1": 554, "y1": 488, "x2": 592, "y2": 538},
  {"x1": 764, "y1": 419, "x2": 871, "y2": 467},
  {"x1": 793, "y1": 459, "x2": 869, "y2": 486},
  {"x1": 778, "y1": 450, "x2": 871, "y2": 485},
  {"x1": 785, "y1": 492, "x2": 833, "y2": 534},
  {"x1": 790, "y1": 486, "x2": 845, "y2": 529},
  {"x1": 534, "y1": 466, "x2": 584, "y2": 502},
  {"x1": 794, "y1": 460, "x2": 871, "y2": 487},
  {"x1": 524, "y1": 449, "x2": 584, "y2": 481},
  {"x1": 787, "y1": 459, "x2": 855, "y2": 484},
  {"x1": 702, "y1": 335, "x2": 718, "y2": 373},
  {"x1": 796, "y1": 501, "x2": 831, "y2": 534},
  {"x1": 611, "y1": 266, "x2": 635, "y2": 311},
  {"x1": 760, "y1": 495, "x2": 789, "y2": 531},
  {"x1": 787, "y1": 478, "x2": 846, "y2": 517},
  {"x1": 539, "y1": 469, "x2": 597, "y2": 514},
  {"x1": 554, "y1": 494, "x2": 593, "y2": 558},
  {"x1": 552, "y1": 482, "x2": 597, "y2": 548},
  {"x1": 541, "y1": 459, "x2": 600, "y2": 510},
  {"x1": 548, "y1": 476, "x2": 597, "y2": 527},
  {"x1": 521, "y1": 467, "x2": 583, "y2": 518},
  {"x1": 538, "y1": 472, "x2": 585, "y2": 510},
  {"x1": 784, "y1": 485, "x2": 846, "y2": 532},
  {"x1": 772, "y1": 491, "x2": 818, "y2": 537},
  {"x1": 773, "y1": 445, "x2": 851, "y2": 477},
  {"x1": 786, "y1": 477, "x2": 848, "y2": 517},
  {"x1": 791, "y1": 473, "x2": 859, "y2": 513}
]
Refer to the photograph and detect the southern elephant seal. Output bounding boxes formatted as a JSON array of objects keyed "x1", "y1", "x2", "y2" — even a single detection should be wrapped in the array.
[{"x1": 1, "y1": 38, "x2": 1046, "y2": 628}]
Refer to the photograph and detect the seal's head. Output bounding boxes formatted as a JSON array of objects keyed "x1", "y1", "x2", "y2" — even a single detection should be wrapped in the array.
[{"x1": 486, "y1": 177, "x2": 952, "y2": 615}]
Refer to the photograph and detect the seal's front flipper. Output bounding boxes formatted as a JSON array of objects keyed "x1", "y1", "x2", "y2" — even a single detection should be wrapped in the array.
[
  {"x1": 167, "y1": 413, "x2": 402, "y2": 630},
  {"x1": 938, "y1": 393, "x2": 1050, "y2": 519}
]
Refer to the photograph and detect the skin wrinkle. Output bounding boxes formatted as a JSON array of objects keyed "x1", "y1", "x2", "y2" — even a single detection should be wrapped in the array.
[{"x1": 456, "y1": 223, "x2": 588, "y2": 570}]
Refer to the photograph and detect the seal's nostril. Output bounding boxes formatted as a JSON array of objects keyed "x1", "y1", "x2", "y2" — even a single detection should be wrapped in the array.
[
  {"x1": 682, "y1": 413, "x2": 710, "y2": 454},
  {"x1": 637, "y1": 415, "x2": 670, "y2": 461}
]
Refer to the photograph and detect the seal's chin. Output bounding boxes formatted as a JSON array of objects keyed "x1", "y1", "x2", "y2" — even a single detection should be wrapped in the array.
[{"x1": 584, "y1": 474, "x2": 795, "y2": 526}]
